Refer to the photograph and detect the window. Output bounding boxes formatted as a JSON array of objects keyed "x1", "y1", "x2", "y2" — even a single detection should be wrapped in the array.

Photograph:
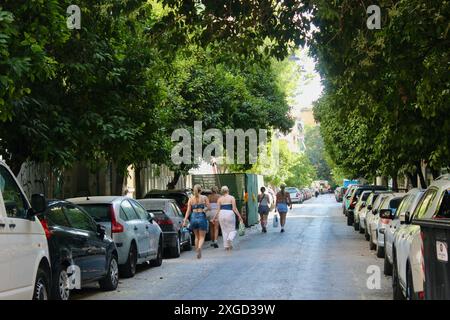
[
  {"x1": 64, "y1": 205, "x2": 97, "y2": 232},
  {"x1": 435, "y1": 190, "x2": 450, "y2": 219},
  {"x1": 0, "y1": 166, "x2": 29, "y2": 219},
  {"x1": 414, "y1": 189, "x2": 437, "y2": 220},
  {"x1": 47, "y1": 205, "x2": 71, "y2": 227},
  {"x1": 130, "y1": 200, "x2": 149, "y2": 221},
  {"x1": 172, "y1": 203, "x2": 184, "y2": 217},
  {"x1": 394, "y1": 195, "x2": 411, "y2": 219},
  {"x1": 120, "y1": 200, "x2": 139, "y2": 221},
  {"x1": 79, "y1": 204, "x2": 111, "y2": 223}
]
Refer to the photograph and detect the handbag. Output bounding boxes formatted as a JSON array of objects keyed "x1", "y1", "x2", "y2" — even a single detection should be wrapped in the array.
[
  {"x1": 238, "y1": 221, "x2": 245, "y2": 236},
  {"x1": 273, "y1": 214, "x2": 279, "y2": 228}
]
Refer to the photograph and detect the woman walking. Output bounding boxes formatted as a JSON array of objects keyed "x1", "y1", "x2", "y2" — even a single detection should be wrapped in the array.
[
  {"x1": 183, "y1": 185, "x2": 210, "y2": 259},
  {"x1": 213, "y1": 186, "x2": 244, "y2": 251},
  {"x1": 275, "y1": 184, "x2": 292, "y2": 233},
  {"x1": 258, "y1": 187, "x2": 270, "y2": 233},
  {"x1": 207, "y1": 186, "x2": 220, "y2": 248}
]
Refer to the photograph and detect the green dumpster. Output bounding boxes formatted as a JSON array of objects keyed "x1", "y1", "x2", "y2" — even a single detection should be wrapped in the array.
[{"x1": 191, "y1": 173, "x2": 260, "y2": 227}]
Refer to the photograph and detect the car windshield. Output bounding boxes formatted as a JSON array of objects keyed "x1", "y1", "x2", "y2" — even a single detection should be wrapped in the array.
[
  {"x1": 389, "y1": 196, "x2": 404, "y2": 215},
  {"x1": 145, "y1": 193, "x2": 187, "y2": 207},
  {"x1": 77, "y1": 204, "x2": 111, "y2": 222}
]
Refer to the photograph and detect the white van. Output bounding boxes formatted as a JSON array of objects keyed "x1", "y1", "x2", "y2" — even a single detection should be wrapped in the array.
[{"x1": 0, "y1": 161, "x2": 51, "y2": 299}]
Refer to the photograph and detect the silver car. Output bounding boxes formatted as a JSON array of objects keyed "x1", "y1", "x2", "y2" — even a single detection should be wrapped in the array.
[{"x1": 67, "y1": 196, "x2": 163, "y2": 278}]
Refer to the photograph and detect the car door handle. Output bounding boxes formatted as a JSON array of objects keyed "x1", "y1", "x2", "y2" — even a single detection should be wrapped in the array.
[
  {"x1": 145, "y1": 225, "x2": 149, "y2": 229},
  {"x1": 9, "y1": 223, "x2": 16, "y2": 229},
  {"x1": 134, "y1": 226, "x2": 138, "y2": 231}
]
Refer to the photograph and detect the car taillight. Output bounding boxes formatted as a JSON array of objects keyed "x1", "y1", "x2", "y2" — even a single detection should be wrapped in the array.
[
  {"x1": 110, "y1": 206, "x2": 123, "y2": 233},
  {"x1": 38, "y1": 218, "x2": 52, "y2": 239},
  {"x1": 157, "y1": 219, "x2": 173, "y2": 225},
  {"x1": 418, "y1": 291, "x2": 425, "y2": 300}
]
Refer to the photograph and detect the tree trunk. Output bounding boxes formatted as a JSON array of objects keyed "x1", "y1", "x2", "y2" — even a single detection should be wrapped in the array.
[
  {"x1": 392, "y1": 173, "x2": 398, "y2": 192},
  {"x1": 431, "y1": 168, "x2": 441, "y2": 180},
  {"x1": 114, "y1": 163, "x2": 127, "y2": 195},
  {"x1": 407, "y1": 172, "x2": 418, "y2": 188},
  {"x1": 167, "y1": 170, "x2": 181, "y2": 190},
  {"x1": 134, "y1": 164, "x2": 143, "y2": 198},
  {"x1": 416, "y1": 163, "x2": 427, "y2": 189}
]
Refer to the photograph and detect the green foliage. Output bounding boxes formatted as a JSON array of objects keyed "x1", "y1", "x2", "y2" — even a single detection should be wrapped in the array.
[{"x1": 310, "y1": 0, "x2": 450, "y2": 182}]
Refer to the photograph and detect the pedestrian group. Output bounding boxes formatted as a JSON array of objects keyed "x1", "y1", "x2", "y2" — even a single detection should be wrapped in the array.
[{"x1": 183, "y1": 183, "x2": 291, "y2": 259}]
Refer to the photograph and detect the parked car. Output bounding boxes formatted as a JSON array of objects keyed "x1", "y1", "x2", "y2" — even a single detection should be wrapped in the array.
[
  {"x1": 343, "y1": 185, "x2": 360, "y2": 216},
  {"x1": 286, "y1": 187, "x2": 301, "y2": 204},
  {"x1": 383, "y1": 188, "x2": 424, "y2": 277},
  {"x1": 365, "y1": 193, "x2": 391, "y2": 242},
  {"x1": 347, "y1": 185, "x2": 388, "y2": 226},
  {"x1": 67, "y1": 196, "x2": 163, "y2": 278},
  {"x1": 412, "y1": 178, "x2": 450, "y2": 299},
  {"x1": 335, "y1": 186, "x2": 346, "y2": 202},
  {"x1": 0, "y1": 161, "x2": 50, "y2": 300},
  {"x1": 357, "y1": 191, "x2": 385, "y2": 235},
  {"x1": 137, "y1": 198, "x2": 192, "y2": 258},
  {"x1": 373, "y1": 194, "x2": 405, "y2": 258},
  {"x1": 352, "y1": 190, "x2": 372, "y2": 231},
  {"x1": 144, "y1": 189, "x2": 192, "y2": 215},
  {"x1": 393, "y1": 178, "x2": 450, "y2": 300},
  {"x1": 37, "y1": 200, "x2": 118, "y2": 300}
]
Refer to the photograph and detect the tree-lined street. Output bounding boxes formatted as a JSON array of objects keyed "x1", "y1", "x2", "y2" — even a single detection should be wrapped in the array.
[{"x1": 72, "y1": 194, "x2": 390, "y2": 300}]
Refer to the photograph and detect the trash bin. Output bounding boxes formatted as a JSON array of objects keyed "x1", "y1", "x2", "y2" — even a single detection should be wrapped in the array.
[{"x1": 413, "y1": 218, "x2": 450, "y2": 299}]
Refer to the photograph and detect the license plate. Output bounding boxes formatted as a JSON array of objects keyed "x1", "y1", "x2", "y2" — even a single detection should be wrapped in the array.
[{"x1": 436, "y1": 241, "x2": 448, "y2": 262}]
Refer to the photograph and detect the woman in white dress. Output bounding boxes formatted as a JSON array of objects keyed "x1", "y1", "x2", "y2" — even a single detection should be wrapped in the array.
[{"x1": 213, "y1": 186, "x2": 244, "y2": 251}]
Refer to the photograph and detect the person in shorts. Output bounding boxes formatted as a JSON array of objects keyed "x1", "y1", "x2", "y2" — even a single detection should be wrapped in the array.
[
  {"x1": 258, "y1": 187, "x2": 270, "y2": 233},
  {"x1": 275, "y1": 184, "x2": 292, "y2": 233}
]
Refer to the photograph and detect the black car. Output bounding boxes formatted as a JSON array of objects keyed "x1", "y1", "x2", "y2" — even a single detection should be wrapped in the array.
[
  {"x1": 137, "y1": 198, "x2": 192, "y2": 258},
  {"x1": 144, "y1": 189, "x2": 192, "y2": 215},
  {"x1": 38, "y1": 200, "x2": 119, "y2": 300}
]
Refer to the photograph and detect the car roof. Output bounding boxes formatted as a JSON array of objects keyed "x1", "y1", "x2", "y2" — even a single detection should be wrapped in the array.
[
  {"x1": 137, "y1": 198, "x2": 175, "y2": 204},
  {"x1": 66, "y1": 196, "x2": 126, "y2": 204}
]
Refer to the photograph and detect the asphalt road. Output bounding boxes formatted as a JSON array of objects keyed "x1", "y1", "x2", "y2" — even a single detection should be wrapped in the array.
[{"x1": 72, "y1": 194, "x2": 392, "y2": 300}]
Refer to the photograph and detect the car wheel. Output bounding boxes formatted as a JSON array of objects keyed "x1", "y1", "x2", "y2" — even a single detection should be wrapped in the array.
[
  {"x1": 406, "y1": 263, "x2": 415, "y2": 300},
  {"x1": 353, "y1": 221, "x2": 360, "y2": 231},
  {"x1": 168, "y1": 235, "x2": 181, "y2": 258},
  {"x1": 52, "y1": 265, "x2": 70, "y2": 300},
  {"x1": 183, "y1": 233, "x2": 193, "y2": 251},
  {"x1": 33, "y1": 266, "x2": 50, "y2": 300},
  {"x1": 120, "y1": 243, "x2": 137, "y2": 278},
  {"x1": 99, "y1": 255, "x2": 119, "y2": 291},
  {"x1": 392, "y1": 252, "x2": 405, "y2": 300},
  {"x1": 347, "y1": 215, "x2": 353, "y2": 226},
  {"x1": 384, "y1": 239, "x2": 393, "y2": 276},
  {"x1": 365, "y1": 227, "x2": 370, "y2": 241},
  {"x1": 376, "y1": 244, "x2": 384, "y2": 258},
  {"x1": 150, "y1": 236, "x2": 163, "y2": 267},
  {"x1": 369, "y1": 234, "x2": 376, "y2": 250}
]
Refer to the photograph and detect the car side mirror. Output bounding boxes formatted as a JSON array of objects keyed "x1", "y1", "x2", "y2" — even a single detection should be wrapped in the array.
[
  {"x1": 361, "y1": 202, "x2": 366, "y2": 208},
  {"x1": 97, "y1": 224, "x2": 106, "y2": 238},
  {"x1": 404, "y1": 211, "x2": 411, "y2": 224},
  {"x1": 147, "y1": 212, "x2": 155, "y2": 222},
  {"x1": 367, "y1": 205, "x2": 373, "y2": 211},
  {"x1": 31, "y1": 194, "x2": 46, "y2": 214},
  {"x1": 379, "y1": 209, "x2": 393, "y2": 219}
]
